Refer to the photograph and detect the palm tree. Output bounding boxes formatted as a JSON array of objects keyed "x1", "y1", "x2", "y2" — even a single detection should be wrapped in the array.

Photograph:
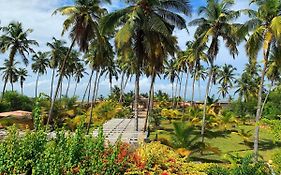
[
  {"x1": 48, "y1": 0, "x2": 111, "y2": 124},
  {"x1": 260, "y1": 45, "x2": 281, "y2": 126},
  {"x1": 0, "y1": 59, "x2": 19, "y2": 98},
  {"x1": 118, "y1": 58, "x2": 134, "y2": 103},
  {"x1": 244, "y1": 0, "x2": 281, "y2": 158},
  {"x1": 64, "y1": 50, "x2": 81, "y2": 97},
  {"x1": 164, "y1": 59, "x2": 178, "y2": 101},
  {"x1": 189, "y1": 0, "x2": 240, "y2": 143},
  {"x1": 47, "y1": 37, "x2": 67, "y2": 99},
  {"x1": 217, "y1": 64, "x2": 237, "y2": 98},
  {"x1": 101, "y1": 0, "x2": 191, "y2": 131},
  {"x1": 84, "y1": 36, "x2": 114, "y2": 134},
  {"x1": 0, "y1": 22, "x2": 38, "y2": 66},
  {"x1": 235, "y1": 63, "x2": 260, "y2": 102},
  {"x1": 73, "y1": 61, "x2": 88, "y2": 97},
  {"x1": 17, "y1": 68, "x2": 28, "y2": 95},
  {"x1": 209, "y1": 65, "x2": 220, "y2": 94},
  {"x1": 32, "y1": 52, "x2": 49, "y2": 98},
  {"x1": 102, "y1": 59, "x2": 119, "y2": 93}
]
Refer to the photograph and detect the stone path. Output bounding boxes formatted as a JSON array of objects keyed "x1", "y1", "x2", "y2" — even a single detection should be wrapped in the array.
[{"x1": 93, "y1": 118, "x2": 147, "y2": 144}]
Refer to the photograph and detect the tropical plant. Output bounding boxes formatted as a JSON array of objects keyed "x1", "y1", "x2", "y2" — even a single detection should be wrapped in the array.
[
  {"x1": 46, "y1": 37, "x2": 67, "y2": 98},
  {"x1": 102, "y1": 0, "x2": 191, "y2": 131},
  {"x1": 0, "y1": 59, "x2": 19, "y2": 97},
  {"x1": 243, "y1": 0, "x2": 281, "y2": 158},
  {"x1": 189, "y1": 0, "x2": 240, "y2": 143},
  {"x1": 48, "y1": 0, "x2": 110, "y2": 125},
  {"x1": 17, "y1": 68, "x2": 28, "y2": 95},
  {"x1": 32, "y1": 52, "x2": 49, "y2": 98},
  {"x1": 0, "y1": 21, "x2": 38, "y2": 66},
  {"x1": 171, "y1": 121, "x2": 199, "y2": 153},
  {"x1": 217, "y1": 64, "x2": 237, "y2": 98}
]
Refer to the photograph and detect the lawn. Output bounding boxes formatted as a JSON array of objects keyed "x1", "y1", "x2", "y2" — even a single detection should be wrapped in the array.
[{"x1": 149, "y1": 120, "x2": 280, "y2": 162}]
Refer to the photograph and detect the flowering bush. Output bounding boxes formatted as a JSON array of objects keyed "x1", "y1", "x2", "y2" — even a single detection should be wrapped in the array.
[{"x1": 125, "y1": 142, "x2": 216, "y2": 175}]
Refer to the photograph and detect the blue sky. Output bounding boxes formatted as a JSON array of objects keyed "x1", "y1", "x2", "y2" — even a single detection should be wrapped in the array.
[{"x1": 0, "y1": 0, "x2": 257, "y2": 100}]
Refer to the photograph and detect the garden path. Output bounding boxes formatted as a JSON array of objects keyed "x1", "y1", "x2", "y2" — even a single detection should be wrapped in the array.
[{"x1": 93, "y1": 118, "x2": 147, "y2": 144}]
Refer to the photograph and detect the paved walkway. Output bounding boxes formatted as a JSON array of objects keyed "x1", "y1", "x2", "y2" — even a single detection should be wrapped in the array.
[{"x1": 93, "y1": 118, "x2": 147, "y2": 144}]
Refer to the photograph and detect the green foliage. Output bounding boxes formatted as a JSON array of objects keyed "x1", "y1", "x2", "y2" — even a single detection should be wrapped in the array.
[
  {"x1": 0, "y1": 91, "x2": 34, "y2": 112},
  {"x1": 207, "y1": 165, "x2": 229, "y2": 175},
  {"x1": 263, "y1": 86, "x2": 281, "y2": 119},
  {"x1": 88, "y1": 100, "x2": 131, "y2": 126},
  {"x1": 32, "y1": 96, "x2": 43, "y2": 130},
  {"x1": 0, "y1": 125, "x2": 128, "y2": 175},
  {"x1": 228, "y1": 154, "x2": 271, "y2": 175},
  {"x1": 273, "y1": 150, "x2": 281, "y2": 174},
  {"x1": 149, "y1": 108, "x2": 162, "y2": 130},
  {"x1": 171, "y1": 121, "x2": 199, "y2": 151},
  {"x1": 228, "y1": 98, "x2": 257, "y2": 121}
]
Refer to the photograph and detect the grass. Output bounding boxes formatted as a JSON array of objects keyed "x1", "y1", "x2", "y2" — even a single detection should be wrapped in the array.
[{"x1": 149, "y1": 120, "x2": 279, "y2": 162}]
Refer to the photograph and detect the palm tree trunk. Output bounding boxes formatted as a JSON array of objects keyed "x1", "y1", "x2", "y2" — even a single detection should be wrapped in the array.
[
  {"x1": 1, "y1": 77, "x2": 8, "y2": 101},
  {"x1": 20, "y1": 82, "x2": 23, "y2": 95},
  {"x1": 144, "y1": 70, "x2": 156, "y2": 132},
  {"x1": 124, "y1": 75, "x2": 130, "y2": 90},
  {"x1": 198, "y1": 79, "x2": 201, "y2": 100},
  {"x1": 73, "y1": 82, "x2": 78, "y2": 97},
  {"x1": 176, "y1": 72, "x2": 183, "y2": 108},
  {"x1": 191, "y1": 74, "x2": 196, "y2": 106},
  {"x1": 50, "y1": 68, "x2": 56, "y2": 99},
  {"x1": 94, "y1": 73, "x2": 102, "y2": 102},
  {"x1": 82, "y1": 69, "x2": 94, "y2": 104},
  {"x1": 183, "y1": 72, "x2": 189, "y2": 102},
  {"x1": 109, "y1": 78, "x2": 113, "y2": 94},
  {"x1": 11, "y1": 81, "x2": 14, "y2": 92},
  {"x1": 65, "y1": 77, "x2": 71, "y2": 97},
  {"x1": 119, "y1": 72, "x2": 125, "y2": 103},
  {"x1": 60, "y1": 80, "x2": 63, "y2": 100},
  {"x1": 261, "y1": 82, "x2": 273, "y2": 116},
  {"x1": 134, "y1": 72, "x2": 140, "y2": 131},
  {"x1": 171, "y1": 82, "x2": 174, "y2": 101},
  {"x1": 87, "y1": 69, "x2": 100, "y2": 134},
  {"x1": 254, "y1": 54, "x2": 269, "y2": 159},
  {"x1": 174, "y1": 77, "x2": 179, "y2": 108},
  {"x1": 47, "y1": 37, "x2": 76, "y2": 125},
  {"x1": 35, "y1": 72, "x2": 40, "y2": 98},
  {"x1": 87, "y1": 72, "x2": 94, "y2": 104},
  {"x1": 201, "y1": 66, "x2": 213, "y2": 143}
]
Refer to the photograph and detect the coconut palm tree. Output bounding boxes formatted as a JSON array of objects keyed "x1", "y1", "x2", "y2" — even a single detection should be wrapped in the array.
[
  {"x1": 217, "y1": 64, "x2": 237, "y2": 98},
  {"x1": 73, "y1": 61, "x2": 88, "y2": 97},
  {"x1": 0, "y1": 21, "x2": 38, "y2": 66},
  {"x1": 0, "y1": 59, "x2": 19, "y2": 98},
  {"x1": 32, "y1": 52, "x2": 49, "y2": 98},
  {"x1": 102, "y1": 59, "x2": 119, "y2": 93},
  {"x1": 64, "y1": 50, "x2": 81, "y2": 97},
  {"x1": 84, "y1": 35, "x2": 114, "y2": 134},
  {"x1": 46, "y1": 37, "x2": 67, "y2": 99},
  {"x1": 17, "y1": 68, "x2": 28, "y2": 95},
  {"x1": 118, "y1": 57, "x2": 134, "y2": 103},
  {"x1": 189, "y1": 0, "x2": 240, "y2": 143},
  {"x1": 101, "y1": 0, "x2": 191, "y2": 131},
  {"x1": 244, "y1": 0, "x2": 281, "y2": 158},
  {"x1": 48, "y1": 0, "x2": 111, "y2": 125},
  {"x1": 164, "y1": 59, "x2": 178, "y2": 101}
]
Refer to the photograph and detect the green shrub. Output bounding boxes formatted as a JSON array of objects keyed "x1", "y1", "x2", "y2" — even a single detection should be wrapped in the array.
[
  {"x1": 0, "y1": 91, "x2": 34, "y2": 112},
  {"x1": 206, "y1": 165, "x2": 229, "y2": 175},
  {"x1": 0, "y1": 125, "x2": 128, "y2": 175},
  {"x1": 228, "y1": 154, "x2": 271, "y2": 175}
]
